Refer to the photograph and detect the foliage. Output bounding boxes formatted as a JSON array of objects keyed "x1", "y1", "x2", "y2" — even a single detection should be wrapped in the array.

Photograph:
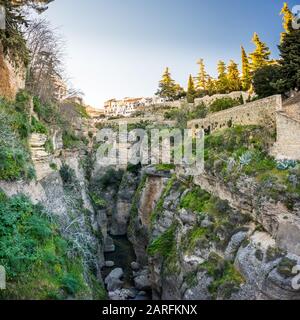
[
  {"x1": 0, "y1": 193, "x2": 92, "y2": 300},
  {"x1": 187, "y1": 74, "x2": 196, "y2": 103},
  {"x1": 227, "y1": 60, "x2": 241, "y2": 92},
  {"x1": 31, "y1": 116, "x2": 48, "y2": 134},
  {"x1": 180, "y1": 187, "x2": 211, "y2": 213},
  {"x1": 249, "y1": 33, "x2": 271, "y2": 72},
  {"x1": 241, "y1": 46, "x2": 251, "y2": 91},
  {"x1": 0, "y1": 96, "x2": 35, "y2": 181},
  {"x1": 33, "y1": 96, "x2": 61, "y2": 124},
  {"x1": 59, "y1": 163, "x2": 76, "y2": 186},
  {"x1": 156, "y1": 67, "x2": 185, "y2": 100},
  {"x1": 209, "y1": 97, "x2": 242, "y2": 113},
  {"x1": 252, "y1": 65, "x2": 284, "y2": 98},
  {"x1": 148, "y1": 223, "x2": 178, "y2": 258},
  {"x1": 200, "y1": 253, "x2": 244, "y2": 299},
  {"x1": 62, "y1": 130, "x2": 81, "y2": 149},
  {"x1": 275, "y1": 16, "x2": 300, "y2": 92}
]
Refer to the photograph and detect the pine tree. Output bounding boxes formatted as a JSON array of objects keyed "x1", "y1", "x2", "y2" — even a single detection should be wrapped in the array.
[
  {"x1": 156, "y1": 67, "x2": 177, "y2": 100},
  {"x1": 196, "y1": 58, "x2": 207, "y2": 90},
  {"x1": 241, "y1": 46, "x2": 251, "y2": 91},
  {"x1": 275, "y1": 25, "x2": 300, "y2": 92},
  {"x1": 187, "y1": 74, "x2": 196, "y2": 103},
  {"x1": 280, "y1": 2, "x2": 294, "y2": 41},
  {"x1": 249, "y1": 33, "x2": 271, "y2": 72},
  {"x1": 227, "y1": 60, "x2": 241, "y2": 92},
  {"x1": 216, "y1": 60, "x2": 229, "y2": 93},
  {"x1": 206, "y1": 76, "x2": 216, "y2": 96}
]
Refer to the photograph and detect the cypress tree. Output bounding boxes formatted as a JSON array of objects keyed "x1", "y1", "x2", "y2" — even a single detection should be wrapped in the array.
[
  {"x1": 241, "y1": 46, "x2": 251, "y2": 91},
  {"x1": 249, "y1": 33, "x2": 271, "y2": 72},
  {"x1": 227, "y1": 60, "x2": 241, "y2": 92},
  {"x1": 187, "y1": 74, "x2": 196, "y2": 103},
  {"x1": 216, "y1": 60, "x2": 229, "y2": 93},
  {"x1": 196, "y1": 58, "x2": 207, "y2": 90}
]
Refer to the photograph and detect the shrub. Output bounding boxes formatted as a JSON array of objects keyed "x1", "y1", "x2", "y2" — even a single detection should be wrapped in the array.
[
  {"x1": 180, "y1": 187, "x2": 211, "y2": 213},
  {"x1": 209, "y1": 97, "x2": 241, "y2": 113},
  {"x1": 60, "y1": 273, "x2": 81, "y2": 295},
  {"x1": 62, "y1": 130, "x2": 81, "y2": 149},
  {"x1": 31, "y1": 117, "x2": 48, "y2": 134},
  {"x1": 59, "y1": 164, "x2": 76, "y2": 185}
]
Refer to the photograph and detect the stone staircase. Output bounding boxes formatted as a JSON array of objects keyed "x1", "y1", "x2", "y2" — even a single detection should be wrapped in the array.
[{"x1": 29, "y1": 133, "x2": 53, "y2": 181}]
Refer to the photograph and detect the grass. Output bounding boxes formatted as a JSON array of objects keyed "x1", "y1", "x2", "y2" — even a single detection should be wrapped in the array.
[{"x1": 180, "y1": 187, "x2": 211, "y2": 213}]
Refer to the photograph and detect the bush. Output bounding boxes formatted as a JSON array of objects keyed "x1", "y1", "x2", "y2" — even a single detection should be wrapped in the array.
[
  {"x1": 59, "y1": 164, "x2": 76, "y2": 185},
  {"x1": 62, "y1": 130, "x2": 81, "y2": 149},
  {"x1": 209, "y1": 97, "x2": 241, "y2": 113},
  {"x1": 180, "y1": 187, "x2": 211, "y2": 213},
  {"x1": 31, "y1": 117, "x2": 48, "y2": 134}
]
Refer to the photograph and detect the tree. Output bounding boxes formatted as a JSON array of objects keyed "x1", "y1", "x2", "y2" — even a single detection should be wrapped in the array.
[
  {"x1": 253, "y1": 65, "x2": 283, "y2": 98},
  {"x1": 0, "y1": 0, "x2": 53, "y2": 65},
  {"x1": 249, "y1": 33, "x2": 271, "y2": 72},
  {"x1": 227, "y1": 60, "x2": 241, "y2": 92},
  {"x1": 241, "y1": 46, "x2": 251, "y2": 91},
  {"x1": 280, "y1": 2, "x2": 294, "y2": 41},
  {"x1": 186, "y1": 74, "x2": 196, "y2": 103},
  {"x1": 216, "y1": 60, "x2": 229, "y2": 93},
  {"x1": 156, "y1": 67, "x2": 178, "y2": 100},
  {"x1": 206, "y1": 76, "x2": 216, "y2": 96},
  {"x1": 196, "y1": 58, "x2": 207, "y2": 91},
  {"x1": 24, "y1": 18, "x2": 66, "y2": 102},
  {"x1": 274, "y1": 25, "x2": 300, "y2": 93}
]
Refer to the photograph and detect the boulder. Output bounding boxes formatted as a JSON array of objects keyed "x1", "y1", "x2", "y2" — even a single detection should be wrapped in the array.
[{"x1": 131, "y1": 262, "x2": 140, "y2": 271}]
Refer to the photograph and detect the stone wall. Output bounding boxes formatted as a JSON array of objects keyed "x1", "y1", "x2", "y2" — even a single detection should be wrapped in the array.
[
  {"x1": 271, "y1": 112, "x2": 300, "y2": 160},
  {"x1": 0, "y1": 45, "x2": 26, "y2": 100},
  {"x1": 194, "y1": 91, "x2": 251, "y2": 106},
  {"x1": 188, "y1": 95, "x2": 282, "y2": 135}
]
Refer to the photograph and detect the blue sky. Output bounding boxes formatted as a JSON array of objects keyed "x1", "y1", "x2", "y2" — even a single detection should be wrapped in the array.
[{"x1": 43, "y1": 0, "x2": 298, "y2": 108}]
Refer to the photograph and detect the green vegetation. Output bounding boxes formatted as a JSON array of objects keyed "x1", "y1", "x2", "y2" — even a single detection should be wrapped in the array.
[
  {"x1": 199, "y1": 253, "x2": 244, "y2": 299},
  {"x1": 0, "y1": 93, "x2": 35, "y2": 181},
  {"x1": 62, "y1": 130, "x2": 81, "y2": 149},
  {"x1": 277, "y1": 257, "x2": 298, "y2": 278},
  {"x1": 204, "y1": 125, "x2": 300, "y2": 210},
  {"x1": 31, "y1": 116, "x2": 48, "y2": 134},
  {"x1": 0, "y1": 192, "x2": 103, "y2": 300},
  {"x1": 150, "y1": 175, "x2": 176, "y2": 224},
  {"x1": 148, "y1": 223, "x2": 178, "y2": 258},
  {"x1": 148, "y1": 222, "x2": 179, "y2": 274},
  {"x1": 209, "y1": 97, "x2": 243, "y2": 113},
  {"x1": 180, "y1": 187, "x2": 211, "y2": 213},
  {"x1": 155, "y1": 163, "x2": 176, "y2": 171},
  {"x1": 180, "y1": 186, "x2": 251, "y2": 251}
]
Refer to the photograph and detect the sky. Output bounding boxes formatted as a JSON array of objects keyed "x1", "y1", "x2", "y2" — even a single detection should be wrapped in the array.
[{"x1": 42, "y1": 0, "x2": 299, "y2": 108}]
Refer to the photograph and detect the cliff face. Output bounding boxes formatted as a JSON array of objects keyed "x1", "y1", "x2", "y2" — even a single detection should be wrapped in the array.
[
  {"x1": 0, "y1": 46, "x2": 26, "y2": 100},
  {"x1": 127, "y1": 167, "x2": 300, "y2": 300},
  {"x1": 0, "y1": 151, "x2": 105, "y2": 298}
]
